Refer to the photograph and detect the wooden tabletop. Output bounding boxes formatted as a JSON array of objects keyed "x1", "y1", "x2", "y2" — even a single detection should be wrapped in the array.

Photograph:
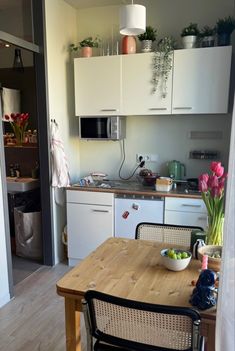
[{"x1": 57, "y1": 238, "x2": 216, "y2": 319}]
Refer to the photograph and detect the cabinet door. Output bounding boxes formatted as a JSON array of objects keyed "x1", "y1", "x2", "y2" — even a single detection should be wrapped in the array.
[
  {"x1": 165, "y1": 210, "x2": 207, "y2": 230},
  {"x1": 122, "y1": 53, "x2": 172, "y2": 115},
  {"x1": 67, "y1": 203, "x2": 113, "y2": 264},
  {"x1": 172, "y1": 46, "x2": 232, "y2": 114},
  {"x1": 74, "y1": 56, "x2": 121, "y2": 116}
]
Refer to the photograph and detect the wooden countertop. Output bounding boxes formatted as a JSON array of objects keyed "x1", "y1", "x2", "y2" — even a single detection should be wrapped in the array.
[{"x1": 67, "y1": 182, "x2": 202, "y2": 199}]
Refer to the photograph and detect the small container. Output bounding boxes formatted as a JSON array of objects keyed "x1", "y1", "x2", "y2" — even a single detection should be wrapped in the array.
[
  {"x1": 193, "y1": 239, "x2": 206, "y2": 259},
  {"x1": 155, "y1": 177, "x2": 173, "y2": 192}
]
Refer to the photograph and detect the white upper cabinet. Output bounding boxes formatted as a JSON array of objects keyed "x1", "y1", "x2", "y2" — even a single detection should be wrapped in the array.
[
  {"x1": 172, "y1": 46, "x2": 232, "y2": 114},
  {"x1": 74, "y1": 47, "x2": 231, "y2": 117},
  {"x1": 122, "y1": 53, "x2": 172, "y2": 115},
  {"x1": 74, "y1": 56, "x2": 122, "y2": 116}
]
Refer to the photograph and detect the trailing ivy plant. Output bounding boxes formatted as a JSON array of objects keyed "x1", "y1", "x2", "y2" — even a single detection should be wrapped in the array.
[{"x1": 152, "y1": 36, "x2": 176, "y2": 98}]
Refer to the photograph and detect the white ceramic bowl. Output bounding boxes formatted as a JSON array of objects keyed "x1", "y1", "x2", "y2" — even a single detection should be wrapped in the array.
[{"x1": 161, "y1": 249, "x2": 192, "y2": 271}]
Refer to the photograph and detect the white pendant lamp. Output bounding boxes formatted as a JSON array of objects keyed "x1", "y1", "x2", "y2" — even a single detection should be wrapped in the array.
[{"x1": 119, "y1": 1, "x2": 146, "y2": 36}]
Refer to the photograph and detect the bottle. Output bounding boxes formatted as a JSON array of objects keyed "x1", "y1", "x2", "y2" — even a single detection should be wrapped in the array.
[
  {"x1": 32, "y1": 130, "x2": 37, "y2": 143},
  {"x1": 14, "y1": 164, "x2": 21, "y2": 178},
  {"x1": 31, "y1": 162, "x2": 39, "y2": 179},
  {"x1": 193, "y1": 239, "x2": 206, "y2": 259},
  {"x1": 9, "y1": 164, "x2": 15, "y2": 177}
]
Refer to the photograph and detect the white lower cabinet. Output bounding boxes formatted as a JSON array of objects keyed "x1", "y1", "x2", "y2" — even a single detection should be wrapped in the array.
[
  {"x1": 67, "y1": 191, "x2": 114, "y2": 266},
  {"x1": 164, "y1": 197, "x2": 207, "y2": 230}
]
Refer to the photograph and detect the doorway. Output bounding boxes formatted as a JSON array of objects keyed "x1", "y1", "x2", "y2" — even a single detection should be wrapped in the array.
[
  {"x1": 0, "y1": 44, "x2": 45, "y2": 285},
  {"x1": 0, "y1": 0, "x2": 54, "y2": 299}
]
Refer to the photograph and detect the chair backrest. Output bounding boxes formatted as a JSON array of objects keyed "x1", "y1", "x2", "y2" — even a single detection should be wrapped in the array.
[
  {"x1": 135, "y1": 223, "x2": 204, "y2": 250},
  {"x1": 82, "y1": 290, "x2": 202, "y2": 351}
]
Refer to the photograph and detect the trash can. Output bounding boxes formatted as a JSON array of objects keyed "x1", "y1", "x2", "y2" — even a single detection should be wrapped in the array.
[{"x1": 14, "y1": 205, "x2": 42, "y2": 260}]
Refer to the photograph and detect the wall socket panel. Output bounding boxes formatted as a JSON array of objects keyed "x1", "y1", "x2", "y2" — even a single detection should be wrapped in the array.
[{"x1": 136, "y1": 154, "x2": 159, "y2": 162}]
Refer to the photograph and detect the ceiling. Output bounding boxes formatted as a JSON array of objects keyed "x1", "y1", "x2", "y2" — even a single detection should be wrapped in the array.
[{"x1": 64, "y1": 0, "x2": 127, "y2": 9}]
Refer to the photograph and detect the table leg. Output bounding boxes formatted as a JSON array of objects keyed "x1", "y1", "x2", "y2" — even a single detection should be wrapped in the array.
[{"x1": 65, "y1": 298, "x2": 81, "y2": 351}]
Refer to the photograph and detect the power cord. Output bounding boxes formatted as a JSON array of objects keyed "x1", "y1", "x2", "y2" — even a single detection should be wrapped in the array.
[{"x1": 118, "y1": 139, "x2": 145, "y2": 180}]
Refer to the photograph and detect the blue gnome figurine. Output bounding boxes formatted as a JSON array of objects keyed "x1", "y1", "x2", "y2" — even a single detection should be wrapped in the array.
[{"x1": 190, "y1": 269, "x2": 217, "y2": 310}]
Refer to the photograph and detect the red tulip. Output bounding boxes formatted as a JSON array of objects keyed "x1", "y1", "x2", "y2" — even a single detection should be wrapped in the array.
[
  {"x1": 199, "y1": 173, "x2": 209, "y2": 183},
  {"x1": 199, "y1": 180, "x2": 208, "y2": 192},
  {"x1": 208, "y1": 175, "x2": 219, "y2": 189},
  {"x1": 211, "y1": 186, "x2": 222, "y2": 198},
  {"x1": 4, "y1": 115, "x2": 10, "y2": 120},
  {"x1": 210, "y1": 161, "x2": 224, "y2": 177}
]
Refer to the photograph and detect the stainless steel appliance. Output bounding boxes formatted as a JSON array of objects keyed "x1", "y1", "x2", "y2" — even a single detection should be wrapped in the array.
[
  {"x1": 114, "y1": 194, "x2": 164, "y2": 239},
  {"x1": 79, "y1": 116, "x2": 126, "y2": 140}
]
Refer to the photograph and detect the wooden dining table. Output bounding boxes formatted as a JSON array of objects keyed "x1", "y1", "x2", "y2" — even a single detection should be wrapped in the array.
[{"x1": 57, "y1": 237, "x2": 216, "y2": 351}]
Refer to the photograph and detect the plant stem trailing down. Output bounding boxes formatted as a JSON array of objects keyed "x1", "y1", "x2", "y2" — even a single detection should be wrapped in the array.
[
  {"x1": 152, "y1": 36, "x2": 175, "y2": 98},
  {"x1": 198, "y1": 161, "x2": 227, "y2": 246}
]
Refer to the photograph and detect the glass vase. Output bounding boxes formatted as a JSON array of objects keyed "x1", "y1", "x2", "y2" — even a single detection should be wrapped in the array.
[{"x1": 206, "y1": 215, "x2": 224, "y2": 246}]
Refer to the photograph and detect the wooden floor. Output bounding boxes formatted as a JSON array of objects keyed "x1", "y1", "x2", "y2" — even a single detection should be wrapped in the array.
[{"x1": 0, "y1": 263, "x2": 77, "y2": 351}]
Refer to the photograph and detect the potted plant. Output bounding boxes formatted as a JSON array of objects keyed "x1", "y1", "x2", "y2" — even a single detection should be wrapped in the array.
[
  {"x1": 69, "y1": 36, "x2": 100, "y2": 57},
  {"x1": 199, "y1": 25, "x2": 215, "y2": 47},
  {"x1": 152, "y1": 36, "x2": 175, "y2": 98},
  {"x1": 216, "y1": 16, "x2": 235, "y2": 46},
  {"x1": 181, "y1": 23, "x2": 199, "y2": 49},
  {"x1": 138, "y1": 25, "x2": 157, "y2": 52}
]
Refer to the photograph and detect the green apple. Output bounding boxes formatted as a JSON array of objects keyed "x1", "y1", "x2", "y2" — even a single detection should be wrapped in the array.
[{"x1": 181, "y1": 252, "x2": 189, "y2": 259}]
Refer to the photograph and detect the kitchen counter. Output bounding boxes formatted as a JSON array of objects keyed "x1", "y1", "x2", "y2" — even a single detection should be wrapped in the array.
[{"x1": 68, "y1": 180, "x2": 202, "y2": 199}]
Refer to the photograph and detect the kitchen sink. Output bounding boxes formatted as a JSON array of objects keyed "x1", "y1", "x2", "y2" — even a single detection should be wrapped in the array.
[{"x1": 7, "y1": 177, "x2": 40, "y2": 192}]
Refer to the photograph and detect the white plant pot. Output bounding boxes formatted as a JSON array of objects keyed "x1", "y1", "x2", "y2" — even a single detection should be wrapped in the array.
[
  {"x1": 141, "y1": 40, "x2": 153, "y2": 53},
  {"x1": 182, "y1": 35, "x2": 197, "y2": 49}
]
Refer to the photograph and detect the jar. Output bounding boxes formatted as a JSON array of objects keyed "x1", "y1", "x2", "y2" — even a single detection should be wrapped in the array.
[{"x1": 122, "y1": 36, "x2": 136, "y2": 54}]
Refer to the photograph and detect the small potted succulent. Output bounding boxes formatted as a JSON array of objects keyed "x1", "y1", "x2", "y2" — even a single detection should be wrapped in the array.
[
  {"x1": 216, "y1": 16, "x2": 235, "y2": 46},
  {"x1": 138, "y1": 25, "x2": 157, "y2": 52},
  {"x1": 69, "y1": 36, "x2": 100, "y2": 57},
  {"x1": 181, "y1": 23, "x2": 199, "y2": 49},
  {"x1": 199, "y1": 25, "x2": 215, "y2": 47}
]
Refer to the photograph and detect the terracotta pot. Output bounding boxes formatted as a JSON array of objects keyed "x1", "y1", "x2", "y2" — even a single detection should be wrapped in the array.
[
  {"x1": 122, "y1": 36, "x2": 136, "y2": 54},
  {"x1": 81, "y1": 47, "x2": 92, "y2": 58}
]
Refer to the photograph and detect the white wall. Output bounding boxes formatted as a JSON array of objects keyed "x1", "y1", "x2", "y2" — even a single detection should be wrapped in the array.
[
  {"x1": 76, "y1": 0, "x2": 234, "y2": 52},
  {"x1": 0, "y1": 172, "x2": 10, "y2": 307},
  {"x1": 79, "y1": 114, "x2": 232, "y2": 179},
  {"x1": 75, "y1": 0, "x2": 234, "y2": 179},
  {"x1": 44, "y1": 0, "x2": 79, "y2": 263}
]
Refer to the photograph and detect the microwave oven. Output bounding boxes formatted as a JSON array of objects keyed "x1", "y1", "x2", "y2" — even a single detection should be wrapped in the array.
[{"x1": 79, "y1": 116, "x2": 126, "y2": 140}]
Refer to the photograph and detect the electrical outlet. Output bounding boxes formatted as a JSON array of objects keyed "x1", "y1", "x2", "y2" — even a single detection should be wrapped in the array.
[{"x1": 136, "y1": 154, "x2": 159, "y2": 162}]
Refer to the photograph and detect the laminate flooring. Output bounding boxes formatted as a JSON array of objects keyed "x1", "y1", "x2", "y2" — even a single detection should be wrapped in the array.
[
  {"x1": 12, "y1": 255, "x2": 43, "y2": 285},
  {"x1": 0, "y1": 262, "x2": 87, "y2": 351}
]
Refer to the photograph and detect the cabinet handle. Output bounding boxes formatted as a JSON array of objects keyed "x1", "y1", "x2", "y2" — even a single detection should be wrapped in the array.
[
  {"x1": 148, "y1": 107, "x2": 167, "y2": 111},
  {"x1": 100, "y1": 108, "x2": 118, "y2": 112},
  {"x1": 198, "y1": 216, "x2": 207, "y2": 220},
  {"x1": 181, "y1": 204, "x2": 201, "y2": 208},
  {"x1": 92, "y1": 209, "x2": 110, "y2": 213},
  {"x1": 173, "y1": 107, "x2": 192, "y2": 110}
]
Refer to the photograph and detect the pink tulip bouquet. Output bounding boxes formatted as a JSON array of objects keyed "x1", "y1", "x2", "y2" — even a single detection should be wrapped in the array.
[
  {"x1": 5, "y1": 113, "x2": 29, "y2": 145},
  {"x1": 198, "y1": 161, "x2": 227, "y2": 245}
]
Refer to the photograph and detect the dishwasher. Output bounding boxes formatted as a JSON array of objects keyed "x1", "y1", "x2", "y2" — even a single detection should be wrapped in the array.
[{"x1": 114, "y1": 194, "x2": 164, "y2": 239}]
